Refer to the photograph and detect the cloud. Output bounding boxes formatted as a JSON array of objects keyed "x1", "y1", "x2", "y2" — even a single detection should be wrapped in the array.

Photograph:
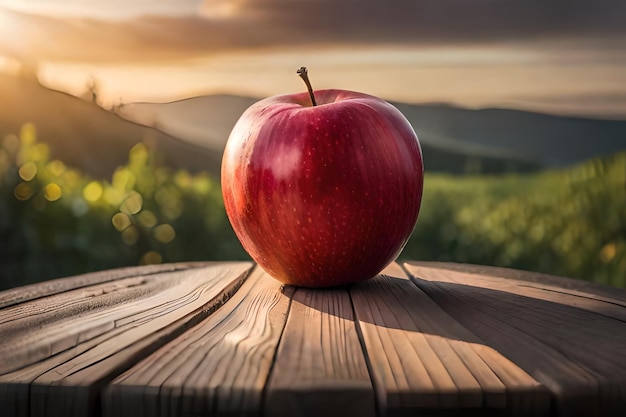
[
  {"x1": 201, "y1": 0, "x2": 626, "y2": 42},
  {"x1": 0, "y1": 9, "x2": 226, "y2": 64},
  {"x1": 0, "y1": 0, "x2": 199, "y2": 18},
  {"x1": 1, "y1": 0, "x2": 625, "y2": 65}
]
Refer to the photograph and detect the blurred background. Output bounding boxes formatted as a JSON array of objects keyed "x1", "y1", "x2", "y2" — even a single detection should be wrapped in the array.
[{"x1": 0, "y1": 0, "x2": 625, "y2": 290}]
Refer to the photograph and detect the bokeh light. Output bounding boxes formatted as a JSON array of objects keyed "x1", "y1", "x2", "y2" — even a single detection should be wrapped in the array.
[
  {"x1": 43, "y1": 183, "x2": 62, "y2": 201},
  {"x1": 122, "y1": 225, "x2": 139, "y2": 245},
  {"x1": 46, "y1": 160, "x2": 66, "y2": 177},
  {"x1": 141, "y1": 251, "x2": 162, "y2": 265},
  {"x1": 83, "y1": 181, "x2": 103, "y2": 202},
  {"x1": 14, "y1": 182, "x2": 34, "y2": 200},
  {"x1": 138, "y1": 210, "x2": 158, "y2": 228},
  {"x1": 120, "y1": 191, "x2": 143, "y2": 215},
  {"x1": 112, "y1": 212, "x2": 132, "y2": 232},
  {"x1": 154, "y1": 223, "x2": 176, "y2": 244},
  {"x1": 18, "y1": 162, "x2": 37, "y2": 181}
]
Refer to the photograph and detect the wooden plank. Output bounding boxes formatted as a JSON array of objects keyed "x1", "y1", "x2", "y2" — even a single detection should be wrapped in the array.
[
  {"x1": 351, "y1": 263, "x2": 549, "y2": 416},
  {"x1": 264, "y1": 286, "x2": 376, "y2": 417},
  {"x1": 0, "y1": 262, "x2": 210, "y2": 310},
  {"x1": 408, "y1": 262, "x2": 626, "y2": 323},
  {"x1": 103, "y1": 266, "x2": 294, "y2": 417},
  {"x1": 406, "y1": 262, "x2": 626, "y2": 376},
  {"x1": 404, "y1": 262, "x2": 626, "y2": 417},
  {"x1": 409, "y1": 261, "x2": 626, "y2": 308},
  {"x1": 0, "y1": 262, "x2": 253, "y2": 417}
]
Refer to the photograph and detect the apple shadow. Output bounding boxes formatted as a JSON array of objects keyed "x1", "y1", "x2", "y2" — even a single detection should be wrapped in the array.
[{"x1": 280, "y1": 264, "x2": 626, "y2": 416}]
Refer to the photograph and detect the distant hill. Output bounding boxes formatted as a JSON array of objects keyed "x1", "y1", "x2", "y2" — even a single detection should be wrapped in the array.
[
  {"x1": 393, "y1": 102, "x2": 626, "y2": 168},
  {"x1": 0, "y1": 73, "x2": 222, "y2": 178},
  {"x1": 116, "y1": 95, "x2": 538, "y2": 174},
  {"x1": 116, "y1": 95, "x2": 258, "y2": 151},
  {"x1": 117, "y1": 93, "x2": 626, "y2": 174},
  {"x1": 3, "y1": 74, "x2": 625, "y2": 178}
]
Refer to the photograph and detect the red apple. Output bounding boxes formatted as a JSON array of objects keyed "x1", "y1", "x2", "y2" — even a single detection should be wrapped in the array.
[{"x1": 221, "y1": 68, "x2": 423, "y2": 287}]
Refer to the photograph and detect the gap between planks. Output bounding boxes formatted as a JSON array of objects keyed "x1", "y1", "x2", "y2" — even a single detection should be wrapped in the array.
[
  {"x1": 267, "y1": 262, "x2": 550, "y2": 416},
  {"x1": 0, "y1": 262, "x2": 255, "y2": 417},
  {"x1": 355, "y1": 263, "x2": 549, "y2": 416},
  {"x1": 104, "y1": 262, "x2": 552, "y2": 417},
  {"x1": 4, "y1": 261, "x2": 624, "y2": 417},
  {"x1": 403, "y1": 261, "x2": 626, "y2": 417},
  {"x1": 105, "y1": 264, "x2": 297, "y2": 417}
]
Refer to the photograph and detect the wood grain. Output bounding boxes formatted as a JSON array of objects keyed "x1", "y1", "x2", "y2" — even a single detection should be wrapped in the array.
[
  {"x1": 1, "y1": 260, "x2": 625, "y2": 417},
  {"x1": 404, "y1": 261, "x2": 626, "y2": 417},
  {"x1": 351, "y1": 263, "x2": 550, "y2": 416},
  {"x1": 408, "y1": 261, "x2": 626, "y2": 321},
  {"x1": 411, "y1": 262, "x2": 626, "y2": 307},
  {"x1": 0, "y1": 262, "x2": 253, "y2": 417},
  {"x1": 0, "y1": 262, "x2": 209, "y2": 310},
  {"x1": 264, "y1": 286, "x2": 376, "y2": 417},
  {"x1": 104, "y1": 266, "x2": 293, "y2": 417}
]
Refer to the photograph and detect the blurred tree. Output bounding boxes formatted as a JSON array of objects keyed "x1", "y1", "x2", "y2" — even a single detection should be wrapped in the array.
[{"x1": 0, "y1": 124, "x2": 247, "y2": 290}]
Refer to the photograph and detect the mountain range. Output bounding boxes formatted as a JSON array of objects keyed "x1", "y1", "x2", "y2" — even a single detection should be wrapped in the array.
[
  {"x1": 115, "y1": 93, "x2": 626, "y2": 174},
  {"x1": 2, "y1": 72, "x2": 626, "y2": 179}
]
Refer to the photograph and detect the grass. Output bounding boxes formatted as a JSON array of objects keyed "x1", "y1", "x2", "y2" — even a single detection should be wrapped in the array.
[{"x1": 403, "y1": 154, "x2": 626, "y2": 287}]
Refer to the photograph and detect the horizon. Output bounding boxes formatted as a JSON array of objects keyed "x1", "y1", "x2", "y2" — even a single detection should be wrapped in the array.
[{"x1": 0, "y1": 2, "x2": 625, "y2": 119}]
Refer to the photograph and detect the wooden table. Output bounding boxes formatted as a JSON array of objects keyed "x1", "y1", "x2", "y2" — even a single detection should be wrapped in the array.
[{"x1": 0, "y1": 261, "x2": 625, "y2": 417}]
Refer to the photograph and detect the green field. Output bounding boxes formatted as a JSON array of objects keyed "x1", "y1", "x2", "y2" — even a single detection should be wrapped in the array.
[
  {"x1": 1, "y1": 124, "x2": 624, "y2": 290},
  {"x1": 403, "y1": 154, "x2": 626, "y2": 288}
]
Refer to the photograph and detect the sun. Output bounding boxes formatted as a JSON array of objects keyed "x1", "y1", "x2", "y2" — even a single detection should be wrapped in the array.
[{"x1": 200, "y1": 0, "x2": 243, "y2": 19}]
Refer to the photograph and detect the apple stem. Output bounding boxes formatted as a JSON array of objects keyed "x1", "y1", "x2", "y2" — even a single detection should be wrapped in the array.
[{"x1": 297, "y1": 67, "x2": 317, "y2": 106}]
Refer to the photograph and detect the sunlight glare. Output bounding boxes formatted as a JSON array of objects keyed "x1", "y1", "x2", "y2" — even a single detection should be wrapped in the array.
[
  {"x1": 0, "y1": 0, "x2": 199, "y2": 19},
  {"x1": 38, "y1": 61, "x2": 96, "y2": 100},
  {"x1": 200, "y1": 0, "x2": 242, "y2": 19},
  {"x1": 0, "y1": 55, "x2": 22, "y2": 75}
]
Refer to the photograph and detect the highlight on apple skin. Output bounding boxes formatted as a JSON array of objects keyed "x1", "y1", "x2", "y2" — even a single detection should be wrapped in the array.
[{"x1": 221, "y1": 68, "x2": 424, "y2": 287}]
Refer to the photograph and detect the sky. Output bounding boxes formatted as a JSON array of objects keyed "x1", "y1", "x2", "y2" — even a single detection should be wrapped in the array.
[{"x1": 1, "y1": 0, "x2": 625, "y2": 117}]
